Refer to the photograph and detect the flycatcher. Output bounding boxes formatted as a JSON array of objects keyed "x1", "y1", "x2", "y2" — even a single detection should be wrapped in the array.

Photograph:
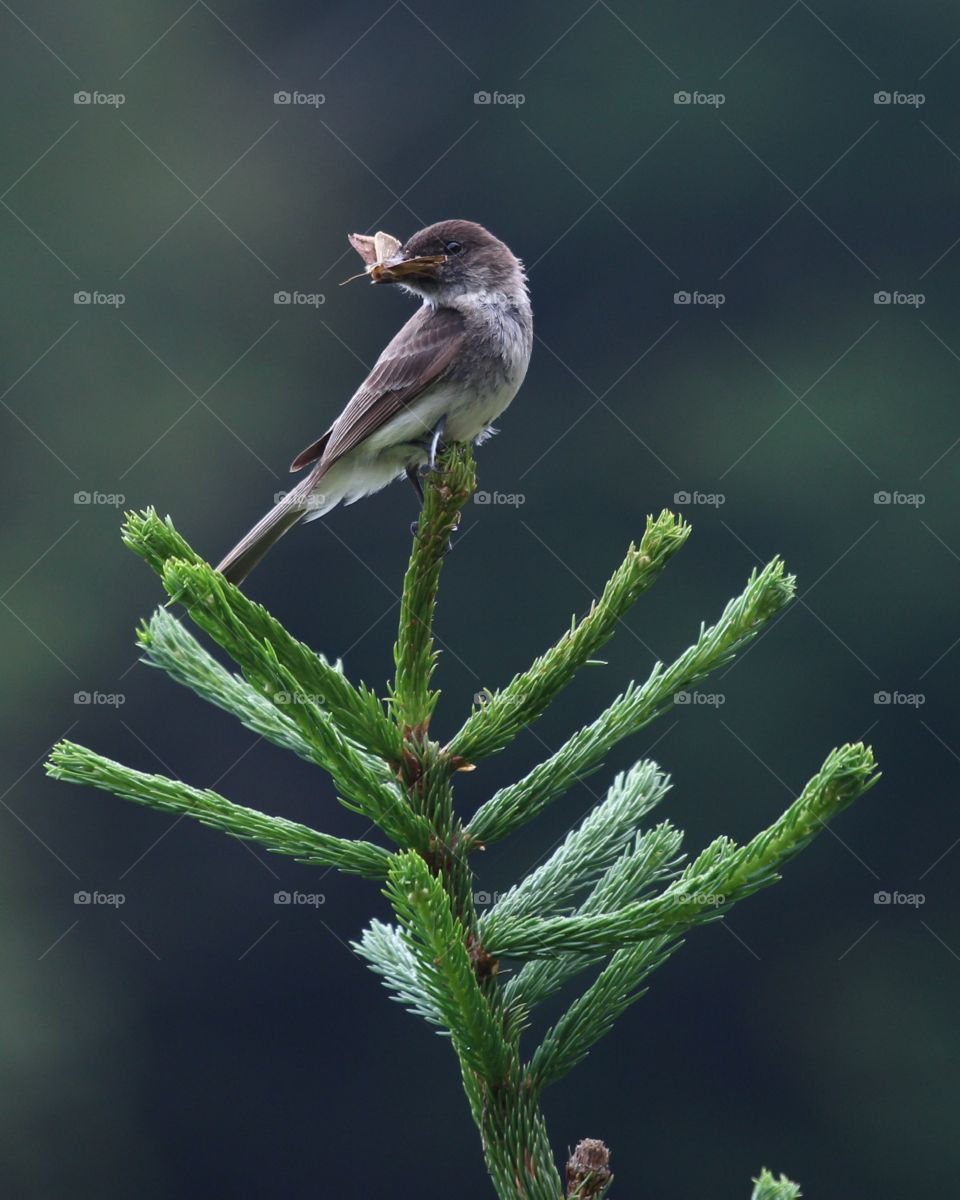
[{"x1": 216, "y1": 219, "x2": 533, "y2": 584}]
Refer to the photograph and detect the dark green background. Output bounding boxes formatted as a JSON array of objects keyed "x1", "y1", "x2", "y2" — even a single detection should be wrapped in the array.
[{"x1": 2, "y1": 1, "x2": 956, "y2": 1195}]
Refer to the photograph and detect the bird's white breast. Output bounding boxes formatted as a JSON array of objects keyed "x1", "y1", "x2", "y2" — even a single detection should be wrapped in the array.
[{"x1": 306, "y1": 287, "x2": 531, "y2": 515}]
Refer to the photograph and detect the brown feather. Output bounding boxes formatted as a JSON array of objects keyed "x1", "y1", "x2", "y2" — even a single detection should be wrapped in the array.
[
  {"x1": 216, "y1": 476, "x2": 314, "y2": 585},
  {"x1": 289, "y1": 430, "x2": 332, "y2": 472},
  {"x1": 314, "y1": 305, "x2": 465, "y2": 476}
]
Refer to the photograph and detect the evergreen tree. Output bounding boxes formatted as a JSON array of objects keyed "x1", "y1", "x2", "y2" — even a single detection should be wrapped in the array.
[{"x1": 47, "y1": 445, "x2": 877, "y2": 1198}]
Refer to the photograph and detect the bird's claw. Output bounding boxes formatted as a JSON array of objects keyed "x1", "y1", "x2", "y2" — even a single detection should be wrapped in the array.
[{"x1": 425, "y1": 416, "x2": 447, "y2": 472}]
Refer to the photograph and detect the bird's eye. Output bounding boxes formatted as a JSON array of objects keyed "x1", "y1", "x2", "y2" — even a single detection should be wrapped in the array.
[{"x1": 444, "y1": 241, "x2": 463, "y2": 255}]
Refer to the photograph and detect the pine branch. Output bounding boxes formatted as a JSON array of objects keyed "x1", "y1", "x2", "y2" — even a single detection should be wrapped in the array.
[
  {"x1": 122, "y1": 506, "x2": 204, "y2": 573},
  {"x1": 391, "y1": 445, "x2": 476, "y2": 734},
  {"x1": 123, "y1": 508, "x2": 401, "y2": 763},
  {"x1": 159, "y1": 559, "x2": 425, "y2": 847},
  {"x1": 43, "y1": 475, "x2": 877, "y2": 1200},
  {"x1": 446, "y1": 511, "x2": 690, "y2": 763},
  {"x1": 578, "y1": 820, "x2": 686, "y2": 914},
  {"x1": 485, "y1": 761, "x2": 670, "y2": 926},
  {"x1": 527, "y1": 934, "x2": 676, "y2": 1089},
  {"x1": 46, "y1": 741, "x2": 393, "y2": 878},
  {"x1": 353, "y1": 919, "x2": 445, "y2": 1026},
  {"x1": 751, "y1": 1169, "x2": 802, "y2": 1200},
  {"x1": 481, "y1": 1089, "x2": 567, "y2": 1200},
  {"x1": 138, "y1": 607, "x2": 323, "y2": 764},
  {"x1": 480, "y1": 743, "x2": 879, "y2": 958},
  {"x1": 384, "y1": 850, "x2": 512, "y2": 1084},
  {"x1": 504, "y1": 821, "x2": 685, "y2": 1011},
  {"x1": 467, "y1": 557, "x2": 796, "y2": 847}
]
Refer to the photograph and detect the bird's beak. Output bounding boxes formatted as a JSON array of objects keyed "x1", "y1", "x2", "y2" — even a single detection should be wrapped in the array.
[{"x1": 371, "y1": 253, "x2": 446, "y2": 284}]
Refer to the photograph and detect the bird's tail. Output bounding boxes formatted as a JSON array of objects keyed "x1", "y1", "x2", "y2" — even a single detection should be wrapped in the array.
[{"x1": 216, "y1": 476, "x2": 318, "y2": 586}]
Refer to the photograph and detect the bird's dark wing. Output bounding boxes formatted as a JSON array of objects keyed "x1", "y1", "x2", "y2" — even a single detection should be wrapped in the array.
[{"x1": 297, "y1": 305, "x2": 465, "y2": 477}]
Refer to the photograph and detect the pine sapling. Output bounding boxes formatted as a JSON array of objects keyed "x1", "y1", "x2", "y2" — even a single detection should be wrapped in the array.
[{"x1": 47, "y1": 444, "x2": 878, "y2": 1198}]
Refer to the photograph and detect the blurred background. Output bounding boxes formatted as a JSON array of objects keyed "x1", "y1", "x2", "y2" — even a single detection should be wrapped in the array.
[{"x1": 1, "y1": 1, "x2": 957, "y2": 1195}]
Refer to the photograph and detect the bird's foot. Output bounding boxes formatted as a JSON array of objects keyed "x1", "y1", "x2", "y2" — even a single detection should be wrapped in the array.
[{"x1": 405, "y1": 464, "x2": 425, "y2": 504}]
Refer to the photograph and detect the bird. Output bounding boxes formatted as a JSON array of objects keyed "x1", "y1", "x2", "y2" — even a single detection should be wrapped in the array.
[{"x1": 216, "y1": 219, "x2": 533, "y2": 585}]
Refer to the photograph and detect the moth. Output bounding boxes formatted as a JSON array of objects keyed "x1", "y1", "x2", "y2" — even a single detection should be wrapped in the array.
[
  {"x1": 341, "y1": 231, "x2": 403, "y2": 285},
  {"x1": 341, "y1": 230, "x2": 445, "y2": 285}
]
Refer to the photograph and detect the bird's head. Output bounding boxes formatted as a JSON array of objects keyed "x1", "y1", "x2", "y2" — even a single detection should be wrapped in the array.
[{"x1": 372, "y1": 220, "x2": 526, "y2": 305}]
